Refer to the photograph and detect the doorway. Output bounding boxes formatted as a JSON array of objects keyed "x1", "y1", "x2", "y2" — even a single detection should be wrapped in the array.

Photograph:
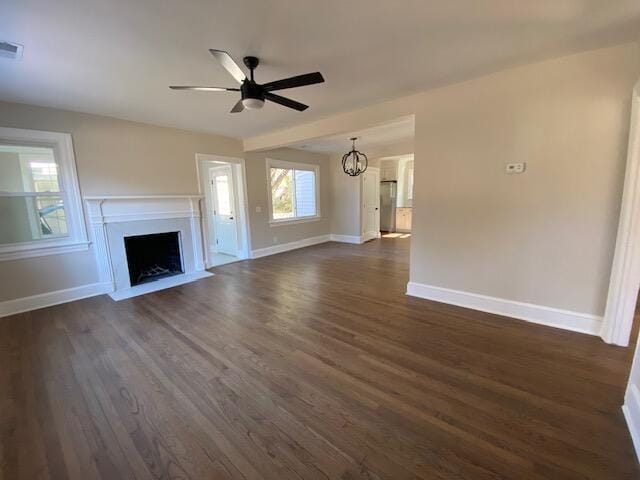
[
  {"x1": 210, "y1": 164, "x2": 238, "y2": 259},
  {"x1": 361, "y1": 167, "x2": 380, "y2": 242},
  {"x1": 196, "y1": 154, "x2": 251, "y2": 268},
  {"x1": 378, "y1": 155, "x2": 414, "y2": 242}
]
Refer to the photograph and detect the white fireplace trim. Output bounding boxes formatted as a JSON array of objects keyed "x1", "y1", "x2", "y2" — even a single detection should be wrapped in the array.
[
  {"x1": 108, "y1": 271, "x2": 212, "y2": 301},
  {"x1": 85, "y1": 195, "x2": 209, "y2": 297}
]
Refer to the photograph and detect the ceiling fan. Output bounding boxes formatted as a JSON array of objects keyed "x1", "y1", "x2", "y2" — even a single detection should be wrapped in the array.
[{"x1": 170, "y1": 50, "x2": 325, "y2": 113}]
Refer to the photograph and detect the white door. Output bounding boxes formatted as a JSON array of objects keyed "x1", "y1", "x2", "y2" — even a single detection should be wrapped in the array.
[
  {"x1": 362, "y1": 168, "x2": 380, "y2": 241},
  {"x1": 210, "y1": 165, "x2": 238, "y2": 256}
]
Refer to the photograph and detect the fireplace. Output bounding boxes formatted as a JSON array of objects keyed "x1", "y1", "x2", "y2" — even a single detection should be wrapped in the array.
[
  {"x1": 85, "y1": 196, "x2": 212, "y2": 301},
  {"x1": 124, "y1": 232, "x2": 184, "y2": 286}
]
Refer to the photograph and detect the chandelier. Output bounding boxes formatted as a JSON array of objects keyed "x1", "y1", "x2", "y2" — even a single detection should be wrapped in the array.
[{"x1": 341, "y1": 137, "x2": 368, "y2": 177}]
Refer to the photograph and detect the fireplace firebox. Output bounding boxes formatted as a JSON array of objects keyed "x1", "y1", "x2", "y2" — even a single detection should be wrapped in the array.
[{"x1": 124, "y1": 232, "x2": 184, "y2": 286}]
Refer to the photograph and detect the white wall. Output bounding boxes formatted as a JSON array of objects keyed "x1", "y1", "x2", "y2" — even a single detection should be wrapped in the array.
[{"x1": 397, "y1": 157, "x2": 414, "y2": 208}]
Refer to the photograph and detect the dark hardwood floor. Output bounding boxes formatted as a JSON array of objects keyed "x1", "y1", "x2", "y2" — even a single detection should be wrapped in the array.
[{"x1": 2, "y1": 237, "x2": 639, "y2": 479}]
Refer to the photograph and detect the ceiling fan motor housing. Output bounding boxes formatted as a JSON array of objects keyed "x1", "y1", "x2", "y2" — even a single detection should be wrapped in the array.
[
  {"x1": 241, "y1": 80, "x2": 264, "y2": 102},
  {"x1": 243, "y1": 56, "x2": 260, "y2": 71},
  {"x1": 241, "y1": 56, "x2": 265, "y2": 109}
]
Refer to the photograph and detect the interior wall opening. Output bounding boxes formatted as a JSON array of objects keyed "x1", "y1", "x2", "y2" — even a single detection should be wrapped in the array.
[
  {"x1": 379, "y1": 154, "x2": 414, "y2": 240},
  {"x1": 196, "y1": 154, "x2": 251, "y2": 268}
]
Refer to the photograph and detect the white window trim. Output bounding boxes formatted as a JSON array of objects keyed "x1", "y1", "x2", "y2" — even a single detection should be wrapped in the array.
[
  {"x1": 266, "y1": 158, "x2": 321, "y2": 226},
  {"x1": 0, "y1": 127, "x2": 89, "y2": 261}
]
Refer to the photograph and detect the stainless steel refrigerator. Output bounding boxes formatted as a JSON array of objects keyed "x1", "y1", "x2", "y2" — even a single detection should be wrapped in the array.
[{"x1": 380, "y1": 180, "x2": 397, "y2": 232}]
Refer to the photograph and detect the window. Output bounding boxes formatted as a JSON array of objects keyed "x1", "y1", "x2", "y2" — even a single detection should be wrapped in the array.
[
  {"x1": 214, "y1": 175, "x2": 232, "y2": 215},
  {"x1": 0, "y1": 128, "x2": 88, "y2": 261},
  {"x1": 267, "y1": 159, "x2": 320, "y2": 223},
  {"x1": 407, "y1": 167, "x2": 414, "y2": 200}
]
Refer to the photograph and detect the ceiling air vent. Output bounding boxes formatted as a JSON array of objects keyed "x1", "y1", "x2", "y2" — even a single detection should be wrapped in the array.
[{"x1": 0, "y1": 41, "x2": 24, "y2": 60}]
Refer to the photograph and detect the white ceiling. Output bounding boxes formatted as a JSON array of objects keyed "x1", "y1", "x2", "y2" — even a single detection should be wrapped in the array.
[
  {"x1": 289, "y1": 116, "x2": 415, "y2": 154},
  {"x1": 1, "y1": 1, "x2": 639, "y2": 139}
]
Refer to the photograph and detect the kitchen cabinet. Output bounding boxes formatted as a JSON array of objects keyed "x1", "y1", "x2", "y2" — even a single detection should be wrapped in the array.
[
  {"x1": 396, "y1": 207, "x2": 412, "y2": 232},
  {"x1": 380, "y1": 164, "x2": 398, "y2": 181}
]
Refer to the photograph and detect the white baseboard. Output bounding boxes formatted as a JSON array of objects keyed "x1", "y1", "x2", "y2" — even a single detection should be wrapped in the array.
[
  {"x1": 406, "y1": 281, "x2": 602, "y2": 335},
  {"x1": 330, "y1": 234, "x2": 364, "y2": 244},
  {"x1": 623, "y1": 384, "x2": 640, "y2": 462},
  {"x1": 362, "y1": 232, "x2": 379, "y2": 242},
  {"x1": 251, "y1": 234, "x2": 331, "y2": 259},
  {"x1": 250, "y1": 233, "x2": 370, "y2": 258},
  {"x1": 0, "y1": 281, "x2": 113, "y2": 318}
]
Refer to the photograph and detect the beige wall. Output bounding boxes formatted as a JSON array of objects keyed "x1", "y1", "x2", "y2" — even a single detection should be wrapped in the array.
[
  {"x1": 0, "y1": 101, "x2": 242, "y2": 196},
  {"x1": 377, "y1": 157, "x2": 398, "y2": 173},
  {"x1": 411, "y1": 42, "x2": 640, "y2": 315},
  {"x1": 245, "y1": 42, "x2": 640, "y2": 318},
  {"x1": 367, "y1": 139, "x2": 415, "y2": 168},
  {"x1": 245, "y1": 148, "x2": 331, "y2": 250},
  {"x1": 330, "y1": 139, "x2": 415, "y2": 238},
  {"x1": 0, "y1": 101, "x2": 242, "y2": 302},
  {"x1": 0, "y1": 102, "x2": 333, "y2": 302},
  {"x1": 329, "y1": 154, "x2": 362, "y2": 237},
  {"x1": 2, "y1": 42, "x2": 639, "y2": 321}
]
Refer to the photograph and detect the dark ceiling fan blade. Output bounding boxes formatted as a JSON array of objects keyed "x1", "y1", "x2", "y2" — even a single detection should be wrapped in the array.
[
  {"x1": 209, "y1": 49, "x2": 246, "y2": 84},
  {"x1": 169, "y1": 86, "x2": 240, "y2": 91},
  {"x1": 265, "y1": 92, "x2": 308, "y2": 111},
  {"x1": 262, "y1": 72, "x2": 324, "y2": 92},
  {"x1": 230, "y1": 99, "x2": 245, "y2": 113}
]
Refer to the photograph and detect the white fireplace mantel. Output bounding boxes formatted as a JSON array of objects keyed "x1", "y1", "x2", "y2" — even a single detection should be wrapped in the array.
[
  {"x1": 85, "y1": 195, "x2": 210, "y2": 299},
  {"x1": 84, "y1": 195, "x2": 204, "y2": 223}
]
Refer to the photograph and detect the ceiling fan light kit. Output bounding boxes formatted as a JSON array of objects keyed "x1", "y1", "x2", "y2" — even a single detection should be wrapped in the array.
[
  {"x1": 170, "y1": 50, "x2": 324, "y2": 113},
  {"x1": 241, "y1": 98, "x2": 265, "y2": 109},
  {"x1": 342, "y1": 137, "x2": 368, "y2": 177}
]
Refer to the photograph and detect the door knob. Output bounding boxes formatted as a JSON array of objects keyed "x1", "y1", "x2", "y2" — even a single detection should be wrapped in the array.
[{"x1": 229, "y1": 216, "x2": 234, "y2": 220}]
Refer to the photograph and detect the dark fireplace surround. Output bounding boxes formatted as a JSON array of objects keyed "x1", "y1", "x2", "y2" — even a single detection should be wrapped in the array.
[{"x1": 124, "y1": 232, "x2": 184, "y2": 286}]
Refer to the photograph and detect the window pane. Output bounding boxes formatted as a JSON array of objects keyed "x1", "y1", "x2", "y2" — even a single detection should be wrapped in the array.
[
  {"x1": 215, "y1": 175, "x2": 231, "y2": 215},
  {"x1": 270, "y1": 168, "x2": 294, "y2": 219},
  {"x1": 0, "y1": 145, "x2": 59, "y2": 193},
  {"x1": 294, "y1": 169, "x2": 316, "y2": 217},
  {"x1": 0, "y1": 196, "x2": 68, "y2": 244},
  {"x1": 407, "y1": 168, "x2": 414, "y2": 200}
]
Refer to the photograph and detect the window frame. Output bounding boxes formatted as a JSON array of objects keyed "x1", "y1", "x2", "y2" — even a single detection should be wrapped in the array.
[
  {"x1": 266, "y1": 158, "x2": 321, "y2": 226},
  {"x1": 0, "y1": 127, "x2": 89, "y2": 261}
]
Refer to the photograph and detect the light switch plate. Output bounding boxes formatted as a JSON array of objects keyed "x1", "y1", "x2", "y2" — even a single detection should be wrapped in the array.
[
  {"x1": 505, "y1": 162, "x2": 526, "y2": 174},
  {"x1": 255, "y1": 206, "x2": 262, "y2": 213}
]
